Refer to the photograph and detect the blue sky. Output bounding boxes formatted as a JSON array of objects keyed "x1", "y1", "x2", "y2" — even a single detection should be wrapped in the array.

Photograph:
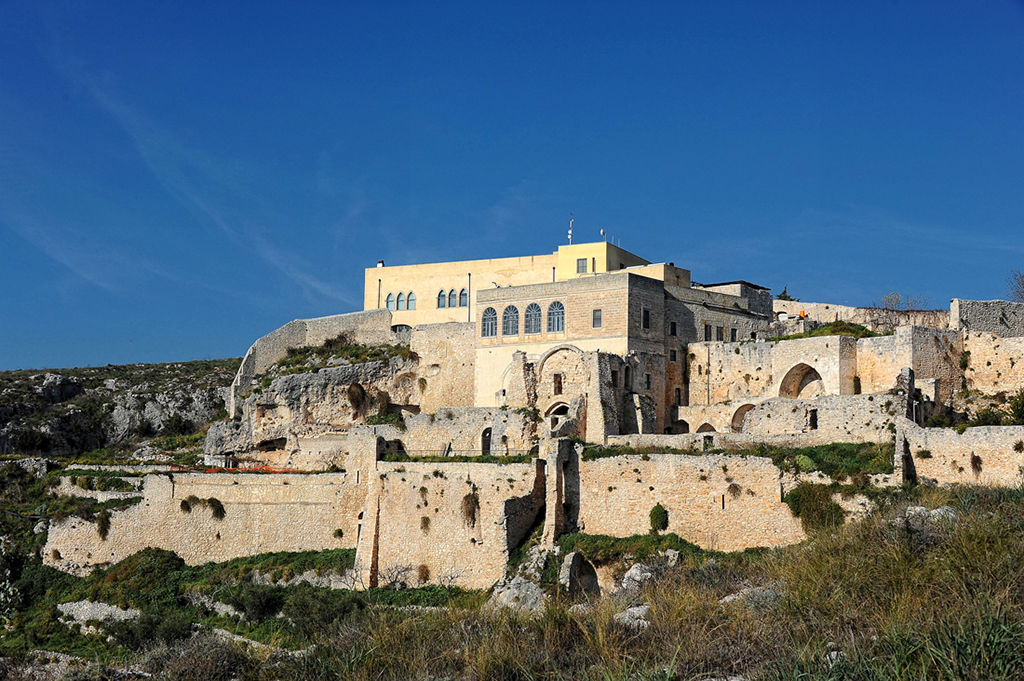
[{"x1": 2, "y1": 1, "x2": 1022, "y2": 370}]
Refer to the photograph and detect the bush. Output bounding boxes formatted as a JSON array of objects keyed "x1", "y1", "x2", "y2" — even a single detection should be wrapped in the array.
[
  {"x1": 924, "y1": 413, "x2": 954, "y2": 428},
  {"x1": 226, "y1": 585, "x2": 284, "y2": 622},
  {"x1": 784, "y1": 483, "x2": 845, "y2": 532},
  {"x1": 649, "y1": 503, "x2": 669, "y2": 534},
  {"x1": 971, "y1": 408, "x2": 1006, "y2": 427},
  {"x1": 106, "y1": 611, "x2": 193, "y2": 650},
  {"x1": 280, "y1": 588, "x2": 366, "y2": 641},
  {"x1": 96, "y1": 510, "x2": 111, "y2": 540},
  {"x1": 162, "y1": 413, "x2": 194, "y2": 436}
]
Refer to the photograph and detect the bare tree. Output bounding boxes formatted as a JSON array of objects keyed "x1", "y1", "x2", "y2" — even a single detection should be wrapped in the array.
[
  {"x1": 1008, "y1": 270, "x2": 1024, "y2": 303},
  {"x1": 866, "y1": 292, "x2": 930, "y2": 331}
]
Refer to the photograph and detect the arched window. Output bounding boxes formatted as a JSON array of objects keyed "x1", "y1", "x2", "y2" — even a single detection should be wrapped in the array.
[
  {"x1": 437, "y1": 290, "x2": 447, "y2": 308},
  {"x1": 407, "y1": 292, "x2": 416, "y2": 310},
  {"x1": 547, "y1": 301, "x2": 565, "y2": 332},
  {"x1": 459, "y1": 288, "x2": 468, "y2": 307},
  {"x1": 386, "y1": 293, "x2": 395, "y2": 311},
  {"x1": 481, "y1": 307, "x2": 497, "y2": 337},
  {"x1": 396, "y1": 293, "x2": 405, "y2": 311},
  {"x1": 448, "y1": 289, "x2": 457, "y2": 308},
  {"x1": 502, "y1": 306, "x2": 519, "y2": 336},
  {"x1": 524, "y1": 303, "x2": 542, "y2": 334}
]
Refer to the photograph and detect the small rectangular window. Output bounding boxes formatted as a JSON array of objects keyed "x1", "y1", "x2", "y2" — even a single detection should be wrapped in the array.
[
  {"x1": 645, "y1": 373, "x2": 652, "y2": 390},
  {"x1": 670, "y1": 321, "x2": 677, "y2": 336},
  {"x1": 553, "y1": 373, "x2": 563, "y2": 395},
  {"x1": 675, "y1": 388, "x2": 681, "y2": 406},
  {"x1": 576, "y1": 258, "x2": 587, "y2": 274},
  {"x1": 642, "y1": 309, "x2": 650, "y2": 329},
  {"x1": 716, "y1": 326, "x2": 724, "y2": 341},
  {"x1": 611, "y1": 369, "x2": 619, "y2": 387},
  {"x1": 670, "y1": 349, "x2": 677, "y2": 362},
  {"x1": 704, "y1": 324, "x2": 712, "y2": 341},
  {"x1": 593, "y1": 309, "x2": 602, "y2": 328},
  {"x1": 730, "y1": 328, "x2": 737, "y2": 342}
]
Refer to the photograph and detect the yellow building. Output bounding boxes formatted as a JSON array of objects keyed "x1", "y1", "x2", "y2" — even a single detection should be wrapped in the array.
[{"x1": 363, "y1": 242, "x2": 653, "y2": 327}]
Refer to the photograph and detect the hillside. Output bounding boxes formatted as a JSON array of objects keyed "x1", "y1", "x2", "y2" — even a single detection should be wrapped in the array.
[{"x1": 0, "y1": 359, "x2": 240, "y2": 460}]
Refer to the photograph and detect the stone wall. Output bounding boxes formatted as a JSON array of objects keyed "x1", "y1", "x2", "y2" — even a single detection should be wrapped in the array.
[
  {"x1": 229, "y1": 309, "x2": 400, "y2": 416},
  {"x1": 898, "y1": 419, "x2": 1024, "y2": 486},
  {"x1": 963, "y1": 332, "x2": 1024, "y2": 395},
  {"x1": 952, "y1": 299, "x2": 1024, "y2": 338},
  {"x1": 44, "y1": 471, "x2": 363, "y2": 575},
  {"x1": 774, "y1": 301, "x2": 950, "y2": 331},
  {"x1": 354, "y1": 459, "x2": 544, "y2": 590},
  {"x1": 576, "y1": 453, "x2": 805, "y2": 552},
  {"x1": 411, "y1": 322, "x2": 477, "y2": 413}
]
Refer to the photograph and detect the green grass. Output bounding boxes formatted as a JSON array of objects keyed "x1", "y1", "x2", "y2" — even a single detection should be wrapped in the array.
[{"x1": 557, "y1": 532, "x2": 714, "y2": 565}]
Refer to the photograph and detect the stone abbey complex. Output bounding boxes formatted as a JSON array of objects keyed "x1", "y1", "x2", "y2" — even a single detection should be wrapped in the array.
[{"x1": 44, "y1": 241, "x2": 1024, "y2": 590}]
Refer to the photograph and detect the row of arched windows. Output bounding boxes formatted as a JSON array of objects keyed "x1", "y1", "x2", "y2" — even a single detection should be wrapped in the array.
[
  {"x1": 438, "y1": 289, "x2": 468, "y2": 308},
  {"x1": 385, "y1": 292, "x2": 416, "y2": 311},
  {"x1": 482, "y1": 301, "x2": 564, "y2": 338}
]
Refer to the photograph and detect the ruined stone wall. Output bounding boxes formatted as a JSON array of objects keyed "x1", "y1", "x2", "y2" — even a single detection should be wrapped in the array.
[
  {"x1": 411, "y1": 322, "x2": 476, "y2": 413},
  {"x1": 355, "y1": 460, "x2": 543, "y2": 590},
  {"x1": 229, "y1": 310, "x2": 399, "y2": 416},
  {"x1": 576, "y1": 454, "x2": 805, "y2": 552},
  {"x1": 899, "y1": 420, "x2": 1024, "y2": 486},
  {"x1": 952, "y1": 299, "x2": 1024, "y2": 338},
  {"x1": 907, "y1": 327, "x2": 962, "y2": 405},
  {"x1": 44, "y1": 472, "x2": 363, "y2": 575},
  {"x1": 741, "y1": 394, "x2": 897, "y2": 443},
  {"x1": 686, "y1": 340, "x2": 776, "y2": 406},
  {"x1": 774, "y1": 301, "x2": 950, "y2": 331},
  {"x1": 391, "y1": 408, "x2": 536, "y2": 456},
  {"x1": 963, "y1": 332, "x2": 1024, "y2": 395}
]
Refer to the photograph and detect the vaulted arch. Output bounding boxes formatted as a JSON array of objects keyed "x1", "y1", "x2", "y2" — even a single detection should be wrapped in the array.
[
  {"x1": 696, "y1": 423, "x2": 716, "y2": 433},
  {"x1": 731, "y1": 404, "x2": 756, "y2": 433},
  {"x1": 779, "y1": 363, "x2": 825, "y2": 399}
]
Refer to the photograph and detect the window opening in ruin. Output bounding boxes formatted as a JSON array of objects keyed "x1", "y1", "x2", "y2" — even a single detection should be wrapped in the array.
[
  {"x1": 481, "y1": 307, "x2": 498, "y2": 337},
  {"x1": 577, "y1": 258, "x2": 587, "y2": 274},
  {"x1": 643, "y1": 309, "x2": 650, "y2": 329},
  {"x1": 356, "y1": 471, "x2": 360, "y2": 484},
  {"x1": 437, "y1": 290, "x2": 447, "y2": 308},
  {"x1": 675, "y1": 388, "x2": 681, "y2": 406},
  {"x1": 481, "y1": 427, "x2": 492, "y2": 454},
  {"x1": 730, "y1": 328, "x2": 737, "y2": 342},
  {"x1": 591, "y1": 257, "x2": 596, "y2": 273},
  {"x1": 407, "y1": 292, "x2": 416, "y2": 310},
  {"x1": 716, "y1": 326, "x2": 724, "y2": 341},
  {"x1": 645, "y1": 374, "x2": 652, "y2": 390},
  {"x1": 670, "y1": 321, "x2": 677, "y2": 336},
  {"x1": 678, "y1": 419, "x2": 690, "y2": 433},
  {"x1": 502, "y1": 305, "x2": 520, "y2": 336},
  {"x1": 750, "y1": 331, "x2": 756, "y2": 340},
  {"x1": 397, "y1": 292, "x2": 405, "y2": 311},
  {"x1": 808, "y1": 409, "x2": 818, "y2": 430},
  {"x1": 670, "y1": 350, "x2": 677, "y2": 362},
  {"x1": 703, "y1": 435, "x2": 714, "y2": 451},
  {"x1": 524, "y1": 303, "x2": 542, "y2": 334},
  {"x1": 547, "y1": 301, "x2": 565, "y2": 332},
  {"x1": 553, "y1": 373, "x2": 563, "y2": 395},
  {"x1": 593, "y1": 308, "x2": 602, "y2": 328},
  {"x1": 386, "y1": 293, "x2": 395, "y2": 311},
  {"x1": 448, "y1": 289, "x2": 457, "y2": 308},
  {"x1": 459, "y1": 288, "x2": 468, "y2": 307},
  {"x1": 721, "y1": 494, "x2": 725, "y2": 510},
  {"x1": 623, "y1": 366, "x2": 632, "y2": 390},
  {"x1": 611, "y1": 369, "x2": 619, "y2": 387},
  {"x1": 704, "y1": 324, "x2": 712, "y2": 341}
]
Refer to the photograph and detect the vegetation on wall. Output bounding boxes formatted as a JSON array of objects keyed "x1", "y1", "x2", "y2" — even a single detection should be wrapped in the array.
[{"x1": 769, "y1": 320, "x2": 882, "y2": 342}]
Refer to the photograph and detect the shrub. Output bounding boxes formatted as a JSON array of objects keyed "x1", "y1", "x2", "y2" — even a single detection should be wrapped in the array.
[
  {"x1": 784, "y1": 483, "x2": 845, "y2": 532},
  {"x1": 916, "y1": 450, "x2": 933, "y2": 459},
  {"x1": 1009, "y1": 388, "x2": 1024, "y2": 425},
  {"x1": 162, "y1": 412, "x2": 193, "y2": 436},
  {"x1": 417, "y1": 564, "x2": 430, "y2": 583},
  {"x1": 208, "y1": 498, "x2": 225, "y2": 520},
  {"x1": 794, "y1": 455, "x2": 816, "y2": 472},
  {"x1": 971, "y1": 408, "x2": 1005, "y2": 427},
  {"x1": 727, "y1": 483, "x2": 742, "y2": 499},
  {"x1": 649, "y1": 503, "x2": 669, "y2": 534},
  {"x1": 461, "y1": 493, "x2": 479, "y2": 528},
  {"x1": 180, "y1": 499, "x2": 191, "y2": 513},
  {"x1": 333, "y1": 528, "x2": 344, "y2": 539},
  {"x1": 971, "y1": 453, "x2": 983, "y2": 476},
  {"x1": 924, "y1": 412, "x2": 954, "y2": 428},
  {"x1": 420, "y1": 516, "x2": 430, "y2": 533},
  {"x1": 96, "y1": 510, "x2": 111, "y2": 540},
  {"x1": 1015, "y1": 440, "x2": 1024, "y2": 453}
]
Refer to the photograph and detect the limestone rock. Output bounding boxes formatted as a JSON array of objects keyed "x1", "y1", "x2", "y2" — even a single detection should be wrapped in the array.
[
  {"x1": 558, "y1": 551, "x2": 600, "y2": 597},
  {"x1": 36, "y1": 374, "x2": 83, "y2": 403},
  {"x1": 613, "y1": 603, "x2": 651, "y2": 631},
  {"x1": 719, "y1": 584, "x2": 782, "y2": 611},
  {"x1": 14, "y1": 457, "x2": 59, "y2": 478},
  {"x1": 620, "y1": 562, "x2": 653, "y2": 592},
  {"x1": 486, "y1": 576, "x2": 547, "y2": 614}
]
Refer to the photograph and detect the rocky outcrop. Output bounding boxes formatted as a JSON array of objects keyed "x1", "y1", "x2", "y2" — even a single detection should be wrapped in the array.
[{"x1": 205, "y1": 356, "x2": 418, "y2": 464}]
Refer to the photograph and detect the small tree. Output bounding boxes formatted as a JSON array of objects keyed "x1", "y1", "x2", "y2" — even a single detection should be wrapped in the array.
[
  {"x1": 1008, "y1": 270, "x2": 1024, "y2": 304},
  {"x1": 649, "y1": 503, "x2": 668, "y2": 534},
  {"x1": 776, "y1": 287, "x2": 796, "y2": 301}
]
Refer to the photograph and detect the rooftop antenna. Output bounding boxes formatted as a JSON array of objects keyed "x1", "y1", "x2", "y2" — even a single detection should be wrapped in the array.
[
  {"x1": 600, "y1": 228, "x2": 605, "y2": 242},
  {"x1": 568, "y1": 213, "x2": 573, "y2": 245}
]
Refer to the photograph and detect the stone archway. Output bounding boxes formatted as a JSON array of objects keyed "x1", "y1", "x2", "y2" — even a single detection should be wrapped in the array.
[
  {"x1": 696, "y1": 423, "x2": 716, "y2": 433},
  {"x1": 731, "y1": 404, "x2": 756, "y2": 433},
  {"x1": 779, "y1": 363, "x2": 825, "y2": 399},
  {"x1": 545, "y1": 402, "x2": 570, "y2": 417}
]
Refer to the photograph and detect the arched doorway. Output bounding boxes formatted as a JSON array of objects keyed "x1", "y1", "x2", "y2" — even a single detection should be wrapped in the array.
[
  {"x1": 779, "y1": 364, "x2": 825, "y2": 399},
  {"x1": 731, "y1": 404, "x2": 755, "y2": 433},
  {"x1": 481, "y1": 428, "x2": 492, "y2": 455}
]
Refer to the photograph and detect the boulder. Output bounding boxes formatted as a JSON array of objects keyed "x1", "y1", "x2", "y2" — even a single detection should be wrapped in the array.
[
  {"x1": 613, "y1": 603, "x2": 651, "y2": 631},
  {"x1": 486, "y1": 576, "x2": 547, "y2": 614},
  {"x1": 719, "y1": 584, "x2": 782, "y2": 611},
  {"x1": 620, "y1": 562, "x2": 653, "y2": 592}
]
